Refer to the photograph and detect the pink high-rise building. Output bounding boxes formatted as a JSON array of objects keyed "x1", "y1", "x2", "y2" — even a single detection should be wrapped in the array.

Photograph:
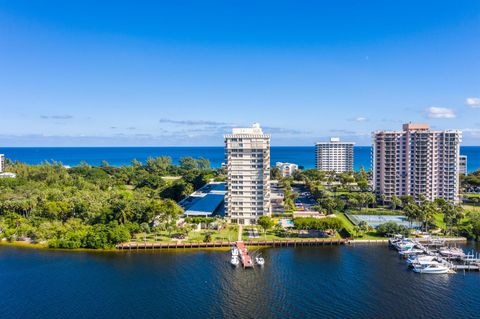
[{"x1": 372, "y1": 123, "x2": 462, "y2": 203}]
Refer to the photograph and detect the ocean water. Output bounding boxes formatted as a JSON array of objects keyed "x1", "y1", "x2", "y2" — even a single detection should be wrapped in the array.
[
  {"x1": 1, "y1": 146, "x2": 479, "y2": 172},
  {"x1": 1, "y1": 244, "x2": 479, "y2": 319}
]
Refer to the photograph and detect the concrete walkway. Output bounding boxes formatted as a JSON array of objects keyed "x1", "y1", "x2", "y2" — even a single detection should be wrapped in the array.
[{"x1": 238, "y1": 225, "x2": 243, "y2": 241}]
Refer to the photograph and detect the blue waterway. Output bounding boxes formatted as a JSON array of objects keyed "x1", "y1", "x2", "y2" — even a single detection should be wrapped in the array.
[
  {"x1": 1, "y1": 146, "x2": 479, "y2": 172},
  {"x1": 1, "y1": 244, "x2": 479, "y2": 319}
]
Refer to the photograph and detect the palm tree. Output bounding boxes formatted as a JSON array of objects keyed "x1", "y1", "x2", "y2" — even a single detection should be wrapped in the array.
[
  {"x1": 379, "y1": 194, "x2": 387, "y2": 207},
  {"x1": 353, "y1": 225, "x2": 361, "y2": 238},
  {"x1": 404, "y1": 202, "x2": 419, "y2": 229},
  {"x1": 419, "y1": 199, "x2": 435, "y2": 233},
  {"x1": 443, "y1": 203, "x2": 464, "y2": 235}
]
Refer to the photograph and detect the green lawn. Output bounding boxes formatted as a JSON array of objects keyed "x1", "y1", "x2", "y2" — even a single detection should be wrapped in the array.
[
  {"x1": 433, "y1": 212, "x2": 472, "y2": 231},
  {"x1": 133, "y1": 226, "x2": 238, "y2": 244},
  {"x1": 464, "y1": 204, "x2": 480, "y2": 214},
  {"x1": 433, "y1": 214, "x2": 446, "y2": 229},
  {"x1": 240, "y1": 226, "x2": 342, "y2": 242},
  {"x1": 335, "y1": 213, "x2": 385, "y2": 240},
  {"x1": 335, "y1": 213, "x2": 355, "y2": 234},
  {"x1": 464, "y1": 193, "x2": 480, "y2": 198}
]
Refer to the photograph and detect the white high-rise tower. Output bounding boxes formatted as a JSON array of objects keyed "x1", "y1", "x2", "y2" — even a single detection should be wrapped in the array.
[
  {"x1": 315, "y1": 137, "x2": 354, "y2": 173},
  {"x1": 224, "y1": 123, "x2": 271, "y2": 225}
]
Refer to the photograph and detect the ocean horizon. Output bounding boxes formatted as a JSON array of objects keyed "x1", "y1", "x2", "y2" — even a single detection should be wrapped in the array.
[{"x1": 1, "y1": 146, "x2": 479, "y2": 173}]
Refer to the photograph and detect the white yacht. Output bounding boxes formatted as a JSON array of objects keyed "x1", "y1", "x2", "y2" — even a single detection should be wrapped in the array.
[
  {"x1": 413, "y1": 262, "x2": 450, "y2": 274},
  {"x1": 231, "y1": 255, "x2": 240, "y2": 266},
  {"x1": 395, "y1": 240, "x2": 415, "y2": 251},
  {"x1": 439, "y1": 247, "x2": 465, "y2": 258},
  {"x1": 231, "y1": 247, "x2": 239, "y2": 257},
  {"x1": 407, "y1": 255, "x2": 436, "y2": 265},
  {"x1": 399, "y1": 248, "x2": 424, "y2": 256},
  {"x1": 255, "y1": 256, "x2": 265, "y2": 266}
]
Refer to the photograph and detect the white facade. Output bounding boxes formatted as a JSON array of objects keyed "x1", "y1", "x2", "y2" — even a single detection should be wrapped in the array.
[
  {"x1": 315, "y1": 137, "x2": 354, "y2": 173},
  {"x1": 224, "y1": 124, "x2": 271, "y2": 225},
  {"x1": 276, "y1": 162, "x2": 298, "y2": 177},
  {"x1": 373, "y1": 123, "x2": 462, "y2": 203},
  {"x1": 459, "y1": 155, "x2": 467, "y2": 175},
  {"x1": 0, "y1": 154, "x2": 4, "y2": 173}
]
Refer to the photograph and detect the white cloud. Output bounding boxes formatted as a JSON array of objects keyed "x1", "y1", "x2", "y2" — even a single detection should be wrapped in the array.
[
  {"x1": 352, "y1": 117, "x2": 368, "y2": 122},
  {"x1": 466, "y1": 97, "x2": 480, "y2": 108},
  {"x1": 427, "y1": 107, "x2": 456, "y2": 119},
  {"x1": 462, "y1": 128, "x2": 480, "y2": 137}
]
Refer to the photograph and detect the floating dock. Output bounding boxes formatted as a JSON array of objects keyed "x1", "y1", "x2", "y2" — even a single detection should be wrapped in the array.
[{"x1": 236, "y1": 241, "x2": 254, "y2": 268}]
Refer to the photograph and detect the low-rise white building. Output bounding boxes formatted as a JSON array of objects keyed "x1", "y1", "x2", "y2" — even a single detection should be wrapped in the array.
[
  {"x1": 0, "y1": 172, "x2": 16, "y2": 179},
  {"x1": 276, "y1": 162, "x2": 298, "y2": 177}
]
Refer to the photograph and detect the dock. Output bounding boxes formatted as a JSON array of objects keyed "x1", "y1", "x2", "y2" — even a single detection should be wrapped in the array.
[
  {"x1": 397, "y1": 238, "x2": 480, "y2": 272},
  {"x1": 236, "y1": 241, "x2": 254, "y2": 268},
  {"x1": 116, "y1": 238, "x2": 347, "y2": 250}
]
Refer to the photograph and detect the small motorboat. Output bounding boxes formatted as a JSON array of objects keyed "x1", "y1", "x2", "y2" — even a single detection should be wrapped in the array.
[
  {"x1": 428, "y1": 237, "x2": 446, "y2": 247},
  {"x1": 410, "y1": 259, "x2": 441, "y2": 269},
  {"x1": 413, "y1": 262, "x2": 450, "y2": 274},
  {"x1": 395, "y1": 240, "x2": 415, "y2": 251},
  {"x1": 231, "y1": 247, "x2": 239, "y2": 256},
  {"x1": 255, "y1": 256, "x2": 265, "y2": 266},
  {"x1": 231, "y1": 255, "x2": 240, "y2": 266},
  {"x1": 399, "y1": 248, "x2": 424, "y2": 256},
  {"x1": 439, "y1": 247, "x2": 465, "y2": 258},
  {"x1": 388, "y1": 235, "x2": 404, "y2": 247},
  {"x1": 406, "y1": 255, "x2": 436, "y2": 265}
]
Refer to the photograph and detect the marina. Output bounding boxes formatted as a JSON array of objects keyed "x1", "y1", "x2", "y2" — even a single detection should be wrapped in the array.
[{"x1": 389, "y1": 235, "x2": 480, "y2": 273}]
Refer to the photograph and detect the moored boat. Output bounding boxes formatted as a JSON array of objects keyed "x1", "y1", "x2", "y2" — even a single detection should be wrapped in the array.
[
  {"x1": 413, "y1": 262, "x2": 450, "y2": 274},
  {"x1": 439, "y1": 247, "x2": 465, "y2": 259},
  {"x1": 394, "y1": 239, "x2": 415, "y2": 251},
  {"x1": 399, "y1": 248, "x2": 424, "y2": 256},
  {"x1": 406, "y1": 255, "x2": 436, "y2": 266},
  {"x1": 388, "y1": 235, "x2": 404, "y2": 247},
  {"x1": 231, "y1": 255, "x2": 240, "y2": 266},
  {"x1": 255, "y1": 256, "x2": 265, "y2": 266}
]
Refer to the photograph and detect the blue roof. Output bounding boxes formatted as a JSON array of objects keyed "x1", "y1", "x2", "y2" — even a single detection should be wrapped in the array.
[
  {"x1": 185, "y1": 193, "x2": 225, "y2": 216},
  {"x1": 201, "y1": 183, "x2": 226, "y2": 192}
]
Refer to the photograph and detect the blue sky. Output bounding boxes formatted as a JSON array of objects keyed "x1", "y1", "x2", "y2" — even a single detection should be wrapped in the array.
[{"x1": 0, "y1": 0, "x2": 479, "y2": 146}]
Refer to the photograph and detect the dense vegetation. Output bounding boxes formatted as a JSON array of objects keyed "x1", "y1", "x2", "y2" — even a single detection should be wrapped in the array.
[
  {"x1": 376, "y1": 222, "x2": 410, "y2": 237},
  {"x1": 293, "y1": 217, "x2": 343, "y2": 232},
  {"x1": 0, "y1": 157, "x2": 219, "y2": 249},
  {"x1": 283, "y1": 168, "x2": 480, "y2": 239},
  {"x1": 462, "y1": 169, "x2": 480, "y2": 189},
  {"x1": 2, "y1": 159, "x2": 479, "y2": 248}
]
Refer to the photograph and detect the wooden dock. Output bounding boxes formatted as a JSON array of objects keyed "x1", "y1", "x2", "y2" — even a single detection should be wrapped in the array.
[
  {"x1": 452, "y1": 264, "x2": 480, "y2": 271},
  {"x1": 115, "y1": 238, "x2": 348, "y2": 250},
  {"x1": 236, "y1": 241, "x2": 253, "y2": 268}
]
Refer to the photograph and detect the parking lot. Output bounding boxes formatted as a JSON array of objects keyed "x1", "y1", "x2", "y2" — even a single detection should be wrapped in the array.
[{"x1": 292, "y1": 186, "x2": 317, "y2": 211}]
